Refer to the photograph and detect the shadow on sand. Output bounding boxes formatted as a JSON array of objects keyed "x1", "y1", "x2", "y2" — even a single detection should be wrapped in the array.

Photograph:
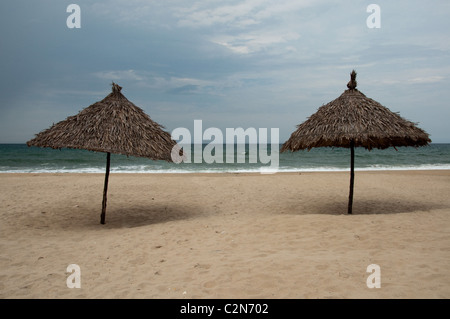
[
  {"x1": 282, "y1": 196, "x2": 449, "y2": 216},
  {"x1": 26, "y1": 203, "x2": 203, "y2": 231}
]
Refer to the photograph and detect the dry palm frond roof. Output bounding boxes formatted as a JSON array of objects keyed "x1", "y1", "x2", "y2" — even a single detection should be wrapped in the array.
[
  {"x1": 27, "y1": 83, "x2": 177, "y2": 161},
  {"x1": 281, "y1": 71, "x2": 431, "y2": 151}
]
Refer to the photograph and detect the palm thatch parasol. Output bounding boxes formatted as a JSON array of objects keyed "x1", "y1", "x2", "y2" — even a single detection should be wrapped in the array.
[
  {"x1": 27, "y1": 82, "x2": 178, "y2": 224},
  {"x1": 281, "y1": 70, "x2": 431, "y2": 214}
]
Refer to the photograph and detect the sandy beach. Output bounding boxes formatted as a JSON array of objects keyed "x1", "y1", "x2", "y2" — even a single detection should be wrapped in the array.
[{"x1": 1, "y1": 170, "x2": 449, "y2": 299}]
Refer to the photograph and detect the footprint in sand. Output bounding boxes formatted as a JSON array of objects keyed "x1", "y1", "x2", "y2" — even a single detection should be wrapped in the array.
[
  {"x1": 316, "y1": 264, "x2": 329, "y2": 271},
  {"x1": 203, "y1": 280, "x2": 215, "y2": 288},
  {"x1": 194, "y1": 263, "x2": 211, "y2": 269}
]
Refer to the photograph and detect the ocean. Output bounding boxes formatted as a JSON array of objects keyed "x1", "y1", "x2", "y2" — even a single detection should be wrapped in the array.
[{"x1": 1, "y1": 143, "x2": 449, "y2": 173}]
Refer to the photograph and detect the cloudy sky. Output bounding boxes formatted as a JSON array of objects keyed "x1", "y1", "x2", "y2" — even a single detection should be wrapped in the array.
[{"x1": 1, "y1": 0, "x2": 449, "y2": 143}]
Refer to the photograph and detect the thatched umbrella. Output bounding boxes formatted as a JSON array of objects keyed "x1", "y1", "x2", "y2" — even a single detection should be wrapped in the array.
[
  {"x1": 27, "y1": 82, "x2": 178, "y2": 224},
  {"x1": 281, "y1": 70, "x2": 431, "y2": 214}
]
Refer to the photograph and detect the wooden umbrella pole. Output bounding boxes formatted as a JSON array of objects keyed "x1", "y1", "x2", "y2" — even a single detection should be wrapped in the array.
[
  {"x1": 101, "y1": 152, "x2": 111, "y2": 224},
  {"x1": 348, "y1": 140, "x2": 355, "y2": 214}
]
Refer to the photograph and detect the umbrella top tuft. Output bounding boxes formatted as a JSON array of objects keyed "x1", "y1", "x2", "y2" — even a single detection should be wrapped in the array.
[
  {"x1": 347, "y1": 70, "x2": 357, "y2": 90},
  {"x1": 112, "y1": 82, "x2": 122, "y2": 94}
]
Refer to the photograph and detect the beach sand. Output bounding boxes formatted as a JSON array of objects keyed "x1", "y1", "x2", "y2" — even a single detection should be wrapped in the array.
[{"x1": 1, "y1": 170, "x2": 449, "y2": 299}]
